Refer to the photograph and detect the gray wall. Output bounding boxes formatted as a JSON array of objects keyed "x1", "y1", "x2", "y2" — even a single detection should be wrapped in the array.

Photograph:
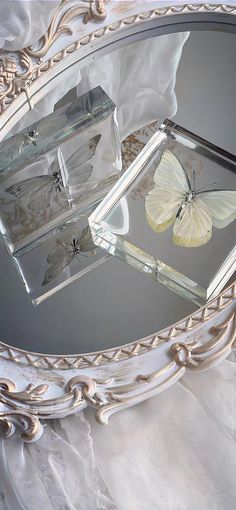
[{"x1": 174, "y1": 31, "x2": 236, "y2": 154}]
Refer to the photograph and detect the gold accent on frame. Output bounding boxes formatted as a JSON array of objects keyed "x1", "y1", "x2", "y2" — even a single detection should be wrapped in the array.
[
  {"x1": 0, "y1": 58, "x2": 17, "y2": 98},
  {"x1": 0, "y1": 377, "x2": 86, "y2": 441},
  {"x1": 0, "y1": 308, "x2": 235, "y2": 440},
  {"x1": 25, "y1": 0, "x2": 107, "y2": 59},
  {"x1": 0, "y1": 282, "x2": 235, "y2": 370},
  {"x1": 0, "y1": 411, "x2": 42, "y2": 442},
  {"x1": 170, "y1": 311, "x2": 236, "y2": 370}
]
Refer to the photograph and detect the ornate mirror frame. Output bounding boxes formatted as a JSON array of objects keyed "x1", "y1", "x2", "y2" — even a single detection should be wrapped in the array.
[{"x1": 0, "y1": 1, "x2": 235, "y2": 441}]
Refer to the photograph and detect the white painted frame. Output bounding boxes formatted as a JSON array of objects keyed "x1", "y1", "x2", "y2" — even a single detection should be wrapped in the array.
[{"x1": 0, "y1": 1, "x2": 235, "y2": 441}]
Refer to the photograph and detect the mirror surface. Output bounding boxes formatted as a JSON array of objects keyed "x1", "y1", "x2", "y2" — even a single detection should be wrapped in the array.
[{"x1": 0, "y1": 29, "x2": 235, "y2": 355}]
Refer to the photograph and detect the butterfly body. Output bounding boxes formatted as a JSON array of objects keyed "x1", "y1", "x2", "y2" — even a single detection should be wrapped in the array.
[
  {"x1": 52, "y1": 171, "x2": 63, "y2": 193},
  {"x1": 145, "y1": 149, "x2": 236, "y2": 247},
  {"x1": 176, "y1": 190, "x2": 196, "y2": 219},
  {"x1": 26, "y1": 128, "x2": 39, "y2": 146},
  {"x1": 72, "y1": 237, "x2": 80, "y2": 255}
]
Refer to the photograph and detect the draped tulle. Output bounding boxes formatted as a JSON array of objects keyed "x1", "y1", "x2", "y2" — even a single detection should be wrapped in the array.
[
  {"x1": 1, "y1": 360, "x2": 236, "y2": 510},
  {"x1": 0, "y1": 413, "x2": 117, "y2": 510},
  {"x1": 0, "y1": 1, "x2": 59, "y2": 51},
  {"x1": 87, "y1": 359, "x2": 236, "y2": 510}
]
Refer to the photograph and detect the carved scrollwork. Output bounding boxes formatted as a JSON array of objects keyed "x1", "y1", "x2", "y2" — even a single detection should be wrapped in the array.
[
  {"x1": 0, "y1": 309, "x2": 235, "y2": 441},
  {"x1": 0, "y1": 380, "x2": 49, "y2": 403},
  {"x1": 0, "y1": 0, "x2": 107, "y2": 113},
  {"x1": 0, "y1": 411, "x2": 43, "y2": 442},
  {"x1": 0, "y1": 58, "x2": 17, "y2": 95},
  {"x1": 0, "y1": 380, "x2": 48, "y2": 441},
  {"x1": 89, "y1": 0, "x2": 107, "y2": 22},
  {"x1": 0, "y1": 58, "x2": 17, "y2": 113},
  {"x1": 170, "y1": 311, "x2": 236, "y2": 370},
  {"x1": 25, "y1": 0, "x2": 107, "y2": 59},
  {"x1": 0, "y1": 52, "x2": 34, "y2": 113},
  {"x1": 0, "y1": 376, "x2": 110, "y2": 441}
]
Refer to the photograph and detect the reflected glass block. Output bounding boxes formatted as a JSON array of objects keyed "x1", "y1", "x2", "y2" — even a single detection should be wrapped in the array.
[
  {"x1": 0, "y1": 86, "x2": 121, "y2": 254},
  {"x1": 13, "y1": 203, "x2": 110, "y2": 305},
  {"x1": 90, "y1": 120, "x2": 236, "y2": 305}
]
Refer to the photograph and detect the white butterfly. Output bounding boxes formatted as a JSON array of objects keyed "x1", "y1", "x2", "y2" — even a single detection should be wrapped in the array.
[
  {"x1": 5, "y1": 135, "x2": 101, "y2": 212},
  {"x1": 42, "y1": 225, "x2": 96, "y2": 286},
  {"x1": 145, "y1": 149, "x2": 236, "y2": 247}
]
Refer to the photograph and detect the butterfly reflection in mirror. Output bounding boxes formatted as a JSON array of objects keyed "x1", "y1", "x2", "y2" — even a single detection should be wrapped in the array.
[
  {"x1": 145, "y1": 149, "x2": 236, "y2": 247},
  {"x1": 5, "y1": 134, "x2": 101, "y2": 213},
  {"x1": 42, "y1": 225, "x2": 96, "y2": 286}
]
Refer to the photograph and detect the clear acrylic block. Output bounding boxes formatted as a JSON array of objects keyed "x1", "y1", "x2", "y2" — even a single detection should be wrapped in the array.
[
  {"x1": 0, "y1": 86, "x2": 121, "y2": 254},
  {"x1": 13, "y1": 203, "x2": 110, "y2": 305},
  {"x1": 89, "y1": 120, "x2": 236, "y2": 305}
]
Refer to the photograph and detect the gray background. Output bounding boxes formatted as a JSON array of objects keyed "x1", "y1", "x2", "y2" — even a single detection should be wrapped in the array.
[{"x1": 174, "y1": 31, "x2": 236, "y2": 155}]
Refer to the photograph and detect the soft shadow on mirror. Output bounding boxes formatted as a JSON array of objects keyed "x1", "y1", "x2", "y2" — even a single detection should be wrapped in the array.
[{"x1": 0, "y1": 30, "x2": 235, "y2": 355}]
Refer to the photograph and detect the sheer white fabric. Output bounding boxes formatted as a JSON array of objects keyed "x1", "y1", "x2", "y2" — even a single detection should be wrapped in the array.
[
  {"x1": 76, "y1": 32, "x2": 189, "y2": 141},
  {"x1": 0, "y1": 1, "x2": 59, "y2": 51},
  {"x1": 1, "y1": 360, "x2": 235, "y2": 510},
  {"x1": 8, "y1": 32, "x2": 189, "y2": 144},
  {"x1": 88, "y1": 359, "x2": 236, "y2": 510},
  {"x1": 0, "y1": 413, "x2": 117, "y2": 510}
]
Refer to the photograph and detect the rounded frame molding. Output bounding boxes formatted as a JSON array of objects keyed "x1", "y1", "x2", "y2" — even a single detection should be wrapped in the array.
[
  {"x1": 0, "y1": 1, "x2": 236, "y2": 441},
  {"x1": 0, "y1": 282, "x2": 235, "y2": 370}
]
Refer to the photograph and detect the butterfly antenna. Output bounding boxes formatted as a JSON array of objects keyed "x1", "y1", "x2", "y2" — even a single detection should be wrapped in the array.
[
  {"x1": 193, "y1": 170, "x2": 196, "y2": 192},
  {"x1": 196, "y1": 181, "x2": 219, "y2": 192}
]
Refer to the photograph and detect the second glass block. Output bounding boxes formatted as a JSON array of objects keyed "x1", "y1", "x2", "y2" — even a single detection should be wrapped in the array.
[
  {"x1": 0, "y1": 86, "x2": 121, "y2": 254},
  {"x1": 89, "y1": 120, "x2": 236, "y2": 305}
]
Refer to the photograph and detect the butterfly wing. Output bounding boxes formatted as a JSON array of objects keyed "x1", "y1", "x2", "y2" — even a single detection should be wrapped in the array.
[
  {"x1": 79, "y1": 225, "x2": 96, "y2": 253},
  {"x1": 43, "y1": 242, "x2": 74, "y2": 286},
  {"x1": 65, "y1": 134, "x2": 101, "y2": 184},
  {"x1": 198, "y1": 190, "x2": 236, "y2": 229},
  {"x1": 173, "y1": 197, "x2": 212, "y2": 247},
  {"x1": 6, "y1": 175, "x2": 55, "y2": 211},
  {"x1": 153, "y1": 149, "x2": 191, "y2": 192},
  {"x1": 46, "y1": 241, "x2": 69, "y2": 264},
  {"x1": 145, "y1": 150, "x2": 190, "y2": 233},
  {"x1": 28, "y1": 180, "x2": 56, "y2": 211},
  {"x1": 145, "y1": 188, "x2": 182, "y2": 232}
]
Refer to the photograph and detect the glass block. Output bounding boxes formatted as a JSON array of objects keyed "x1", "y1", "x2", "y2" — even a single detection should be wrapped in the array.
[
  {"x1": 13, "y1": 203, "x2": 110, "y2": 306},
  {"x1": 0, "y1": 86, "x2": 121, "y2": 254},
  {"x1": 89, "y1": 120, "x2": 236, "y2": 305}
]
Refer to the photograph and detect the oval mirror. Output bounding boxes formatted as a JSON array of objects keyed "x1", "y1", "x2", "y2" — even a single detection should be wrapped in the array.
[{"x1": 0, "y1": 8, "x2": 235, "y2": 361}]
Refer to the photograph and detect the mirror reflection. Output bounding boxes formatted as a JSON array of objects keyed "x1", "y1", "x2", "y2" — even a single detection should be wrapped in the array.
[{"x1": 0, "y1": 30, "x2": 235, "y2": 355}]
